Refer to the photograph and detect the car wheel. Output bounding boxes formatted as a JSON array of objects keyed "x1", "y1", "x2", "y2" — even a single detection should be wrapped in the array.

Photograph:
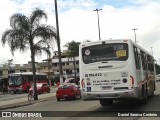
[
  {"x1": 57, "y1": 98, "x2": 60, "y2": 101},
  {"x1": 47, "y1": 89, "x2": 50, "y2": 93}
]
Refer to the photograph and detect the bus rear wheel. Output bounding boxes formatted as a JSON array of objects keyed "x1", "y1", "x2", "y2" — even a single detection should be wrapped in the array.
[
  {"x1": 100, "y1": 100, "x2": 113, "y2": 106},
  {"x1": 141, "y1": 89, "x2": 148, "y2": 104}
]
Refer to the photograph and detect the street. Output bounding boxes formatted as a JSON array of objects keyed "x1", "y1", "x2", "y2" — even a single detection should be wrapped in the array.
[{"x1": 0, "y1": 82, "x2": 160, "y2": 120}]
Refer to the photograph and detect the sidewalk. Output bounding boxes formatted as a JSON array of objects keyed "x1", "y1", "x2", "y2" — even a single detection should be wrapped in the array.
[{"x1": 0, "y1": 86, "x2": 58, "y2": 110}]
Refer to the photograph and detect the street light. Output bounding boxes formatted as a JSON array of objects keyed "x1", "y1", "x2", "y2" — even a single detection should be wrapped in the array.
[
  {"x1": 132, "y1": 28, "x2": 138, "y2": 43},
  {"x1": 93, "y1": 8, "x2": 102, "y2": 40},
  {"x1": 54, "y1": 0, "x2": 63, "y2": 84}
]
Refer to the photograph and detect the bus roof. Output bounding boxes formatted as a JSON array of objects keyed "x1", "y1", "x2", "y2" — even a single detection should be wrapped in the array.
[{"x1": 9, "y1": 72, "x2": 46, "y2": 76}]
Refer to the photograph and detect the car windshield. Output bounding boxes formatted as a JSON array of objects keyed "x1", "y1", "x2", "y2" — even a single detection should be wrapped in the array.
[
  {"x1": 9, "y1": 75, "x2": 23, "y2": 86},
  {"x1": 31, "y1": 84, "x2": 43, "y2": 87},
  {"x1": 82, "y1": 43, "x2": 128, "y2": 64},
  {"x1": 59, "y1": 84, "x2": 72, "y2": 89},
  {"x1": 64, "y1": 78, "x2": 75, "y2": 83}
]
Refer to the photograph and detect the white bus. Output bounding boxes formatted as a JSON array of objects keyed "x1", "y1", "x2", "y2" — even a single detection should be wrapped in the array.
[{"x1": 79, "y1": 39, "x2": 156, "y2": 106}]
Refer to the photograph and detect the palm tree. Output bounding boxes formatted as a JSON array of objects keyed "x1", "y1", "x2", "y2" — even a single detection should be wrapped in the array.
[
  {"x1": 64, "y1": 40, "x2": 80, "y2": 83},
  {"x1": 1, "y1": 8, "x2": 57, "y2": 100}
]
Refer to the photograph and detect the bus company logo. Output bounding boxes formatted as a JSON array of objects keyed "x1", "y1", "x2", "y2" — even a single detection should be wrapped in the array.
[{"x1": 2, "y1": 112, "x2": 11, "y2": 117}]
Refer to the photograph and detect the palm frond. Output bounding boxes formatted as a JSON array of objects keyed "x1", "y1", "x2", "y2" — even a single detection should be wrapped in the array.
[
  {"x1": 10, "y1": 13, "x2": 30, "y2": 33},
  {"x1": 33, "y1": 25, "x2": 57, "y2": 40},
  {"x1": 34, "y1": 44, "x2": 51, "y2": 58},
  {"x1": 30, "y1": 8, "x2": 47, "y2": 26}
]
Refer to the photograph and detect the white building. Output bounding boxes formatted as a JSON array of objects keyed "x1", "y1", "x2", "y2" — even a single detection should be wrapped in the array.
[{"x1": 52, "y1": 51, "x2": 79, "y2": 78}]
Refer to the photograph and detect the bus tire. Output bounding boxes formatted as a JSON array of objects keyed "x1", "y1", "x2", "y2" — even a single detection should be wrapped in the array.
[
  {"x1": 100, "y1": 100, "x2": 113, "y2": 106},
  {"x1": 141, "y1": 88, "x2": 148, "y2": 104}
]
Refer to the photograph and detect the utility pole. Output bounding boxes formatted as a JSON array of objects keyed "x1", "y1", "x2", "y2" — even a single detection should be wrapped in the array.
[
  {"x1": 132, "y1": 28, "x2": 138, "y2": 43},
  {"x1": 54, "y1": 0, "x2": 63, "y2": 84},
  {"x1": 93, "y1": 8, "x2": 102, "y2": 40}
]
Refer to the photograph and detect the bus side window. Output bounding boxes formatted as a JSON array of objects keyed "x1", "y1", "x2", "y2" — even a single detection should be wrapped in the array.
[
  {"x1": 133, "y1": 46, "x2": 141, "y2": 70},
  {"x1": 140, "y1": 50, "x2": 147, "y2": 70},
  {"x1": 148, "y1": 63, "x2": 154, "y2": 71}
]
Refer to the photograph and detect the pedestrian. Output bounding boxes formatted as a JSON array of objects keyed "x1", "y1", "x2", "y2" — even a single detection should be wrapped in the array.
[
  {"x1": 56, "y1": 82, "x2": 60, "y2": 87},
  {"x1": 3, "y1": 83, "x2": 6, "y2": 94}
]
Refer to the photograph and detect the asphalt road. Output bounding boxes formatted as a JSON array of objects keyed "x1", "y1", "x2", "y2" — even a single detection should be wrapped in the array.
[{"x1": 1, "y1": 82, "x2": 160, "y2": 120}]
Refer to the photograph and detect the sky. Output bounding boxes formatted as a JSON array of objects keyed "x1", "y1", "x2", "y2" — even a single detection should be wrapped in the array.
[{"x1": 0, "y1": 0, "x2": 160, "y2": 64}]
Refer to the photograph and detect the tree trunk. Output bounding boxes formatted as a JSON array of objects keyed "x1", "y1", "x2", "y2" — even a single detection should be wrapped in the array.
[
  {"x1": 29, "y1": 37, "x2": 38, "y2": 100},
  {"x1": 73, "y1": 57, "x2": 77, "y2": 84}
]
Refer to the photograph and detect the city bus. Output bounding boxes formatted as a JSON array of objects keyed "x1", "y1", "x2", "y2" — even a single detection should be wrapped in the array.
[
  {"x1": 79, "y1": 39, "x2": 156, "y2": 106},
  {"x1": 8, "y1": 72, "x2": 49, "y2": 94}
]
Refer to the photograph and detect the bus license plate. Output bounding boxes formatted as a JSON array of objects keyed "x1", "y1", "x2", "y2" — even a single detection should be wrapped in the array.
[{"x1": 101, "y1": 86, "x2": 112, "y2": 90}]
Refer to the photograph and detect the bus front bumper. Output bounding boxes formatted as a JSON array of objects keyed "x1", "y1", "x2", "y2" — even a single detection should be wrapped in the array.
[{"x1": 81, "y1": 88, "x2": 139, "y2": 100}]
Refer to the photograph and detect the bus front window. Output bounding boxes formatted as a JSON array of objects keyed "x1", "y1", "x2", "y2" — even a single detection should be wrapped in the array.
[{"x1": 9, "y1": 76, "x2": 23, "y2": 86}]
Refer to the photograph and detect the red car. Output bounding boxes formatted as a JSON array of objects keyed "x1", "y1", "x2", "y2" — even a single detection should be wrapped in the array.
[
  {"x1": 56, "y1": 83, "x2": 81, "y2": 101},
  {"x1": 29, "y1": 83, "x2": 50, "y2": 94}
]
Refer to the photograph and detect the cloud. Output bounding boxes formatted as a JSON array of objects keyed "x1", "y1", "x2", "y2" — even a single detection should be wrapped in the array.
[{"x1": 1, "y1": 0, "x2": 160, "y2": 64}]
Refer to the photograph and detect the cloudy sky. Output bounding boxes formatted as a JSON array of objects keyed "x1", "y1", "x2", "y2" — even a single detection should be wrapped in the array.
[{"x1": 0, "y1": 0, "x2": 160, "y2": 64}]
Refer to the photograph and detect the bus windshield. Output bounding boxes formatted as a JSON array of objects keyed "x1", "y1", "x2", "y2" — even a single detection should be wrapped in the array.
[
  {"x1": 82, "y1": 43, "x2": 128, "y2": 64},
  {"x1": 9, "y1": 75, "x2": 23, "y2": 86}
]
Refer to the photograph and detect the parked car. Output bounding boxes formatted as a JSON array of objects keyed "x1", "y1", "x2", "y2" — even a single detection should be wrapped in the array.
[
  {"x1": 156, "y1": 74, "x2": 160, "y2": 82},
  {"x1": 29, "y1": 83, "x2": 50, "y2": 94},
  {"x1": 56, "y1": 83, "x2": 81, "y2": 101}
]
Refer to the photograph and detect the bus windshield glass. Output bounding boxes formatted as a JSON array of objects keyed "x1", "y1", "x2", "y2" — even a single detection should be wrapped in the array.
[
  {"x1": 9, "y1": 75, "x2": 23, "y2": 86},
  {"x1": 82, "y1": 43, "x2": 128, "y2": 64}
]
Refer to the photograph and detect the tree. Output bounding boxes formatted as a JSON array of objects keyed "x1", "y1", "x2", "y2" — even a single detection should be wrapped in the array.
[
  {"x1": 64, "y1": 40, "x2": 80, "y2": 83},
  {"x1": 1, "y1": 8, "x2": 57, "y2": 100}
]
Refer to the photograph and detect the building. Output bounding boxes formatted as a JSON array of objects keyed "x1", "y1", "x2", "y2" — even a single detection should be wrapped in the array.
[
  {"x1": 0, "y1": 51, "x2": 80, "y2": 80},
  {"x1": 52, "y1": 51, "x2": 79, "y2": 79},
  {"x1": 0, "y1": 62, "x2": 41, "y2": 79}
]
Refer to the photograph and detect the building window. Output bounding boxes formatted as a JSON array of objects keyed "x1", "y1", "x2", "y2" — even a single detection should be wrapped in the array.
[
  {"x1": 76, "y1": 61, "x2": 79, "y2": 64},
  {"x1": 9, "y1": 70, "x2": 15, "y2": 74},
  {"x1": 20, "y1": 70, "x2": 26, "y2": 72},
  {"x1": 52, "y1": 63, "x2": 57, "y2": 67},
  {"x1": 0, "y1": 71, "x2": 2, "y2": 76},
  {"x1": 66, "y1": 62, "x2": 69, "y2": 65},
  {"x1": 77, "y1": 69, "x2": 79, "y2": 72}
]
